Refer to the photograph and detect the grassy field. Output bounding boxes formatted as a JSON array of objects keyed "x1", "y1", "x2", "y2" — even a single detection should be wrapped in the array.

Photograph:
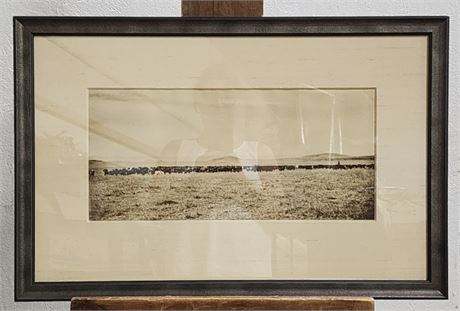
[{"x1": 89, "y1": 168, "x2": 375, "y2": 221}]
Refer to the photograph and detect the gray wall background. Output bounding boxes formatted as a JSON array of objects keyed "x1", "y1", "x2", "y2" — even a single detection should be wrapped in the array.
[{"x1": 0, "y1": 0, "x2": 458, "y2": 310}]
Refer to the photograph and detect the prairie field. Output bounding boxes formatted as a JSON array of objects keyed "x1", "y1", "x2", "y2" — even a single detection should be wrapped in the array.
[{"x1": 89, "y1": 168, "x2": 375, "y2": 221}]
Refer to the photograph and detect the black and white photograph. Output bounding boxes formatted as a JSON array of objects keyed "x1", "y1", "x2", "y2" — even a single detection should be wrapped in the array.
[{"x1": 89, "y1": 88, "x2": 375, "y2": 221}]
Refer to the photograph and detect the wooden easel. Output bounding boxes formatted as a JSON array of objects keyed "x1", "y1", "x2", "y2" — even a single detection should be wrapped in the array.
[
  {"x1": 71, "y1": 2, "x2": 374, "y2": 310},
  {"x1": 182, "y1": 0, "x2": 263, "y2": 17},
  {"x1": 71, "y1": 296, "x2": 374, "y2": 310}
]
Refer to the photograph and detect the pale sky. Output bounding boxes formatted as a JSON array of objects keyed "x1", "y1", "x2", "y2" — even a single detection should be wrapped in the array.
[{"x1": 89, "y1": 88, "x2": 375, "y2": 163}]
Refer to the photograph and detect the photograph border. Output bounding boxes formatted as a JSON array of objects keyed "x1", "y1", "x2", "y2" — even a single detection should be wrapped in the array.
[
  {"x1": 14, "y1": 17, "x2": 448, "y2": 301},
  {"x1": 87, "y1": 86, "x2": 377, "y2": 222}
]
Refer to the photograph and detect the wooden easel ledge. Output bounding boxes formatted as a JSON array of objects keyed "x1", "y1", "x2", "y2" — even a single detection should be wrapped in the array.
[{"x1": 71, "y1": 296, "x2": 375, "y2": 310}]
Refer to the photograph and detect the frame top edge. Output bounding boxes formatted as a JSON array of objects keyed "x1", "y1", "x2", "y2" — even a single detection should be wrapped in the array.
[{"x1": 12, "y1": 15, "x2": 450, "y2": 21}]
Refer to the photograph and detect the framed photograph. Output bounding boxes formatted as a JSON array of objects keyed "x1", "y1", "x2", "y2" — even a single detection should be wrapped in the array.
[{"x1": 15, "y1": 17, "x2": 448, "y2": 301}]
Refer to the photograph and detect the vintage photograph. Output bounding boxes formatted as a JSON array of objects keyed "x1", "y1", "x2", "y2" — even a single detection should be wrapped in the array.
[{"x1": 89, "y1": 88, "x2": 375, "y2": 221}]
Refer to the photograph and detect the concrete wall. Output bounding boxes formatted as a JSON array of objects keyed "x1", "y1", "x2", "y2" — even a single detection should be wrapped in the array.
[{"x1": 0, "y1": 1, "x2": 458, "y2": 310}]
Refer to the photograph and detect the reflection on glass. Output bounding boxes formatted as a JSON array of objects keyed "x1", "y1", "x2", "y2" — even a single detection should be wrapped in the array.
[{"x1": 88, "y1": 88, "x2": 375, "y2": 221}]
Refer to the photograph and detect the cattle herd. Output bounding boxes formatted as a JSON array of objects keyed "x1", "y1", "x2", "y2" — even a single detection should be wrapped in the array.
[{"x1": 90, "y1": 163, "x2": 374, "y2": 177}]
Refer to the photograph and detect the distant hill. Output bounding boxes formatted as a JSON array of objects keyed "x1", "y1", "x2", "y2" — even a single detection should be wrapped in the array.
[
  {"x1": 199, "y1": 156, "x2": 242, "y2": 166},
  {"x1": 195, "y1": 154, "x2": 374, "y2": 166},
  {"x1": 304, "y1": 153, "x2": 352, "y2": 160},
  {"x1": 89, "y1": 159, "x2": 158, "y2": 169},
  {"x1": 90, "y1": 153, "x2": 374, "y2": 169},
  {"x1": 278, "y1": 153, "x2": 374, "y2": 164}
]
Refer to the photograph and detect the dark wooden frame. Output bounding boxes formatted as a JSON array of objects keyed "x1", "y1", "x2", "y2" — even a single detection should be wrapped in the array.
[{"x1": 15, "y1": 16, "x2": 449, "y2": 301}]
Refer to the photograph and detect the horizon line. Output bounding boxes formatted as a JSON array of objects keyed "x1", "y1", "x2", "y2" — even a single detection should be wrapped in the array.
[{"x1": 89, "y1": 153, "x2": 375, "y2": 163}]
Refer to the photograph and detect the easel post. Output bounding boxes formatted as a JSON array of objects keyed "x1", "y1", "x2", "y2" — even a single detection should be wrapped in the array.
[{"x1": 182, "y1": 0, "x2": 263, "y2": 17}]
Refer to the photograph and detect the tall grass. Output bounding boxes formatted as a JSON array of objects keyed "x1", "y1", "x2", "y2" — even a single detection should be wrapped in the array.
[{"x1": 89, "y1": 168, "x2": 375, "y2": 221}]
